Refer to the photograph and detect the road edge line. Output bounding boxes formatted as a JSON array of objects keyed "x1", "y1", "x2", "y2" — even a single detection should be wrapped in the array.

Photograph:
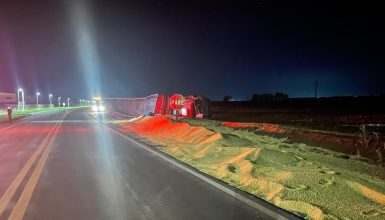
[
  {"x1": 7, "y1": 114, "x2": 66, "y2": 220},
  {"x1": 0, "y1": 123, "x2": 60, "y2": 217},
  {"x1": 95, "y1": 120, "x2": 301, "y2": 220},
  {"x1": 0, "y1": 109, "x2": 71, "y2": 132},
  {"x1": 0, "y1": 115, "x2": 42, "y2": 132},
  {"x1": 0, "y1": 112, "x2": 67, "y2": 217}
]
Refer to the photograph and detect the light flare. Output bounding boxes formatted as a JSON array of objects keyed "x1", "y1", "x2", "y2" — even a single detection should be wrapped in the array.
[{"x1": 69, "y1": 0, "x2": 102, "y2": 97}]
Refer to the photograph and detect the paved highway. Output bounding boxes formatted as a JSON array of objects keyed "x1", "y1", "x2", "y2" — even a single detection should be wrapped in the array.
[{"x1": 0, "y1": 109, "x2": 275, "y2": 220}]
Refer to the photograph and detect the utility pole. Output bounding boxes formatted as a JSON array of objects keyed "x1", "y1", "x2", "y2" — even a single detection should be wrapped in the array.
[{"x1": 313, "y1": 80, "x2": 318, "y2": 98}]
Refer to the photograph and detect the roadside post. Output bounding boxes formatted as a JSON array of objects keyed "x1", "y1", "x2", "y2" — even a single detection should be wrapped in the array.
[
  {"x1": 7, "y1": 106, "x2": 12, "y2": 123},
  {"x1": 170, "y1": 94, "x2": 185, "y2": 123}
]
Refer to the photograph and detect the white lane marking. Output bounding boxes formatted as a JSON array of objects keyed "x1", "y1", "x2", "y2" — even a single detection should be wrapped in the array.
[
  {"x1": 0, "y1": 115, "x2": 42, "y2": 131},
  {"x1": 30, "y1": 120, "x2": 95, "y2": 123},
  {"x1": 0, "y1": 112, "x2": 67, "y2": 217},
  {"x1": 0, "y1": 109, "x2": 68, "y2": 131},
  {"x1": 94, "y1": 119, "x2": 297, "y2": 220}
]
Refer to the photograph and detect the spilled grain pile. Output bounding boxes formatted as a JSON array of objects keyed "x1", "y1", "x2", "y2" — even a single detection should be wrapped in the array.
[{"x1": 117, "y1": 116, "x2": 385, "y2": 220}]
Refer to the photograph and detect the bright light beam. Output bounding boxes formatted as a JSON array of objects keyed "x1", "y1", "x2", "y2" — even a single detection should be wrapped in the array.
[{"x1": 69, "y1": 0, "x2": 102, "y2": 97}]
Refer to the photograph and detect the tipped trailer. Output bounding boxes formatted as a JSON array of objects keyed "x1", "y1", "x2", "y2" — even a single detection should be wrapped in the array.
[
  {"x1": 104, "y1": 94, "x2": 169, "y2": 117},
  {"x1": 104, "y1": 94, "x2": 211, "y2": 118}
]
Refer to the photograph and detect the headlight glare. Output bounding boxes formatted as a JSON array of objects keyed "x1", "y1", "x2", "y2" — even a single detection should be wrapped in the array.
[{"x1": 98, "y1": 105, "x2": 105, "y2": 111}]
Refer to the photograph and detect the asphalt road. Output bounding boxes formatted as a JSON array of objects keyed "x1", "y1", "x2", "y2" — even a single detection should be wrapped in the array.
[{"x1": 0, "y1": 109, "x2": 273, "y2": 220}]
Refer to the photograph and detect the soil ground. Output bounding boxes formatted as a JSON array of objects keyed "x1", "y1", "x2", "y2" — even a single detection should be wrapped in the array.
[
  {"x1": 112, "y1": 115, "x2": 385, "y2": 220},
  {"x1": 210, "y1": 98, "x2": 385, "y2": 162}
]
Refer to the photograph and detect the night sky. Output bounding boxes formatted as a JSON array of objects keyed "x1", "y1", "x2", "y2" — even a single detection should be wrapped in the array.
[{"x1": 1, "y1": 0, "x2": 384, "y2": 101}]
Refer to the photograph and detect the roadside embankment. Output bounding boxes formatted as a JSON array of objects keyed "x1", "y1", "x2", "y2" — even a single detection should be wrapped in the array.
[{"x1": 114, "y1": 115, "x2": 385, "y2": 220}]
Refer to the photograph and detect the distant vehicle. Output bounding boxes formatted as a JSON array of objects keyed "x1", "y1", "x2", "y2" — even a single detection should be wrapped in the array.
[{"x1": 92, "y1": 96, "x2": 106, "y2": 112}]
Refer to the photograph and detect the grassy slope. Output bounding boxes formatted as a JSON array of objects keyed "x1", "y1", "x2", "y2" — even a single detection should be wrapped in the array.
[
  {"x1": 117, "y1": 116, "x2": 385, "y2": 220},
  {"x1": 0, "y1": 106, "x2": 86, "y2": 123},
  {"x1": 0, "y1": 114, "x2": 23, "y2": 122}
]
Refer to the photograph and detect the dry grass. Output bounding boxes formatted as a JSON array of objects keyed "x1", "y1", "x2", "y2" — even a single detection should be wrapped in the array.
[{"x1": 116, "y1": 116, "x2": 385, "y2": 220}]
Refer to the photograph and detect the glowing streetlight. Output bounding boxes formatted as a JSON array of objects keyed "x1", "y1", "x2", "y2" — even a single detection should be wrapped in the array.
[
  {"x1": 17, "y1": 88, "x2": 25, "y2": 111},
  {"x1": 49, "y1": 94, "x2": 53, "y2": 106},
  {"x1": 36, "y1": 92, "x2": 41, "y2": 106}
]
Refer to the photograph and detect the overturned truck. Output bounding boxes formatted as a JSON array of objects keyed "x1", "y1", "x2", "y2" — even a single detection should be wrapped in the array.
[{"x1": 104, "y1": 94, "x2": 211, "y2": 118}]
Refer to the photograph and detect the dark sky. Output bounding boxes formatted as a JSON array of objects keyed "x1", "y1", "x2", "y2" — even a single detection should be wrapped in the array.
[{"x1": 1, "y1": 0, "x2": 384, "y2": 101}]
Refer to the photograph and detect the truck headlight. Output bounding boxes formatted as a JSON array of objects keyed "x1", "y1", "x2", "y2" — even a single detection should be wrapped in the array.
[
  {"x1": 98, "y1": 105, "x2": 105, "y2": 112},
  {"x1": 92, "y1": 105, "x2": 98, "y2": 111}
]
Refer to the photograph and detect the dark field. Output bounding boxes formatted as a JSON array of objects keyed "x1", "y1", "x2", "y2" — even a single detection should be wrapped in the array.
[
  {"x1": 210, "y1": 96, "x2": 385, "y2": 162},
  {"x1": 211, "y1": 96, "x2": 385, "y2": 133}
]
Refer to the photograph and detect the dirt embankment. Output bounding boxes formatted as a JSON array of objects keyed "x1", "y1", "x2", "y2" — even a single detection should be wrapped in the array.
[
  {"x1": 115, "y1": 116, "x2": 385, "y2": 220},
  {"x1": 220, "y1": 121, "x2": 384, "y2": 162},
  {"x1": 210, "y1": 98, "x2": 385, "y2": 133}
]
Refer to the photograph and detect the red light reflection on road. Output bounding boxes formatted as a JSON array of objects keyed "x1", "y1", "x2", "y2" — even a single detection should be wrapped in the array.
[
  {"x1": 59, "y1": 126, "x2": 90, "y2": 133},
  {"x1": 1, "y1": 126, "x2": 58, "y2": 137}
]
